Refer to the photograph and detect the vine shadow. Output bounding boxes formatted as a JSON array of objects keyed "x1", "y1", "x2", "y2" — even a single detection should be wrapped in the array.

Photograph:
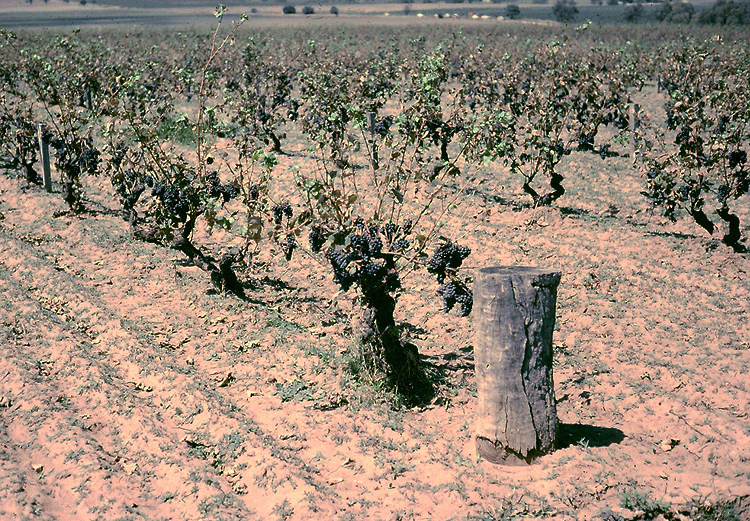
[
  {"x1": 558, "y1": 206, "x2": 591, "y2": 218},
  {"x1": 243, "y1": 275, "x2": 296, "y2": 292},
  {"x1": 472, "y1": 187, "x2": 528, "y2": 211},
  {"x1": 646, "y1": 230, "x2": 700, "y2": 240},
  {"x1": 419, "y1": 344, "x2": 475, "y2": 406}
]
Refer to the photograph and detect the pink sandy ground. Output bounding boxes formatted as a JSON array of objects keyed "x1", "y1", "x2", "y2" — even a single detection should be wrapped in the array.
[{"x1": 1, "y1": 120, "x2": 749, "y2": 520}]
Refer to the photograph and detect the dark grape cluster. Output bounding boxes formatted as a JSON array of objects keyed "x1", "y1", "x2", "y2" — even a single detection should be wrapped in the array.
[
  {"x1": 675, "y1": 126, "x2": 691, "y2": 147},
  {"x1": 600, "y1": 104, "x2": 630, "y2": 131},
  {"x1": 401, "y1": 218, "x2": 413, "y2": 235},
  {"x1": 112, "y1": 168, "x2": 138, "y2": 199},
  {"x1": 309, "y1": 224, "x2": 327, "y2": 252},
  {"x1": 349, "y1": 229, "x2": 383, "y2": 258},
  {"x1": 577, "y1": 131, "x2": 597, "y2": 153},
  {"x1": 247, "y1": 183, "x2": 260, "y2": 202},
  {"x1": 272, "y1": 203, "x2": 293, "y2": 225},
  {"x1": 664, "y1": 102, "x2": 681, "y2": 130},
  {"x1": 205, "y1": 171, "x2": 238, "y2": 204},
  {"x1": 256, "y1": 107, "x2": 271, "y2": 125},
  {"x1": 736, "y1": 170, "x2": 750, "y2": 198},
  {"x1": 283, "y1": 234, "x2": 296, "y2": 261},
  {"x1": 325, "y1": 247, "x2": 355, "y2": 292},
  {"x1": 643, "y1": 167, "x2": 678, "y2": 220},
  {"x1": 382, "y1": 222, "x2": 398, "y2": 240},
  {"x1": 287, "y1": 99, "x2": 300, "y2": 122},
  {"x1": 372, "y1": 115, "x2": 394, "y2": 138},
  {"x1": 110, "y1": 142, "x2": 128, "y2": 169},
  {"x1": 427, "y1": 240, "x2": 472, "y2": 315},
  {"x1": 49, "y1": 135, "x2": 101, "y2": 176},
  {"x1": 79, "y1": 146, "x2": 100, "y2": 174},
  {"x1": 676, "y1": 183, "x2": 693, "y2": 202},
  {"x1": 438, "y1": 280, "x2": 473, "y2": 316},
  {"x1": 324, "y1": 218, "x2": 404, "y2": 296},
  {"x1": 716, "y1": 116, "x2": 730, "y2": 136},
  {"x1": 717, "y1": 184, "x2": 731, "y2": 203},
  {"x1": 729, "y1": 149, "x2": 747, "y2": 170},
  {"x1": 46, "y1": 134, "x2": 101, "y2": 210},
  {"x1": 552, "y1": 143, "x2": 570, "y2": 158},
  {"x1": 427, "y1": 240, "x2": 471, "y2": 284},
  {"x1": 381, "y1": 219, "x2": 411, "y2": 252},
  {"x1": 0, "y1": 115, "x2": 40, "y2": 183},
  {"x1": 152, "y1": 182, "x2": 191, "y2": 223}
]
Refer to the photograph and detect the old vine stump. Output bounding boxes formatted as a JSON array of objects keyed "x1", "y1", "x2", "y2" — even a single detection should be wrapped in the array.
[{"x1": 474, "y1": 266, "x2": 561, "y2": 465}]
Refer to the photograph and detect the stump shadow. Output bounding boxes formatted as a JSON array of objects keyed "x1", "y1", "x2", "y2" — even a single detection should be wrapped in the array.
[{"x1": 557, "y1": 422, "x2": 625, "y2": 449}]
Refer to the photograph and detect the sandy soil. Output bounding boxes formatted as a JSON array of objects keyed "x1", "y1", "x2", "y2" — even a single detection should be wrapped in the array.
[{"x1": 1, "y1": 109, "x2": 750, "y2": 521}]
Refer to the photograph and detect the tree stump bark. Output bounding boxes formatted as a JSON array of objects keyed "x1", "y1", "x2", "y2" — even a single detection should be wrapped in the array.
[{"x1": 473, "y1": 266, "x2": 561, "y2": 465}]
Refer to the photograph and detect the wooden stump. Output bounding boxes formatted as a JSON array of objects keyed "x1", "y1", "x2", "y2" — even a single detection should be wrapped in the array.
[{"x1": 473, "y1": 266, "x2": 561, "y2": 465}]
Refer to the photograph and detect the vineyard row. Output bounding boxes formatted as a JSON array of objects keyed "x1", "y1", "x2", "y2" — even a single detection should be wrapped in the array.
[{"x1": 1, "y1": 19, "x2": 748, "y2": 394}]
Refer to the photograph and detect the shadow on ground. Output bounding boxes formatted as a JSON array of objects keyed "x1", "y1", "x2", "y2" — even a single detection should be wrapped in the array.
[{"x1": 557, "y1": 422, "x2": 625, "y2": 449}]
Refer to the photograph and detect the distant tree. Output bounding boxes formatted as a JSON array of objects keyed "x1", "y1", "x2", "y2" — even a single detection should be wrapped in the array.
[
  {"x1": 656, "y1": 1, "x2": 695, "y2": 22},
  {"x1": 552, "y1": 0, "x2": 578, "y2": 21},
  {"x1": 696, "y1": 0, "x2": 750, "y2": 24},
  {"x1": 282, "y1": 4, "x2": 296, "y2": 13},
  {"x1": 330, "y1": 5, "x2": 339, "y2": 14},
  {"x1": 505, "y1": 3, "x2": 521, "y2": 17},
  {"x1": 624, "y1": 1, "x2": 644, "y2": 21},
  {"x1": 302, "y1": 5, "x2": 314, "y2": 14}
]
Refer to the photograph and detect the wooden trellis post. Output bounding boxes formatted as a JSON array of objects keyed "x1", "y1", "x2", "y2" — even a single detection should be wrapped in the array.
[
  {"x1": 630, "y1": 103, "x2": 640, "y2": 161},
  {"x1": 37, "y1": 123, "x2": 52, "y2": 193},
  {"x1": 473, "y1": 266, "x2": 561, "y2": 465},
  {"x1": 656, "y1": 69, "x2": 661, "y2": 93}
]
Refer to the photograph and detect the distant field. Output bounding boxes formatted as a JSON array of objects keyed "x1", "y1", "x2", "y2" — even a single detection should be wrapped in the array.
[{"x1": 0, "y1": 0, "x2": 714, "y2": 29}]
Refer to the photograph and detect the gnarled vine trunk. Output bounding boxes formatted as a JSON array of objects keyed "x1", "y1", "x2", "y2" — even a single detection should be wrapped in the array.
[
  {"x1": 717, "y1": 205, "x2": 742, "y2": 250},
  {"x1": 524, "y1": 173, "x2": 566, "y2": 207},
  {"x1": 356, "y1": 286, "x2": 429, "y2": 403},
  {"x1": 131, "y1": 214, "x2": 243, "y2": 297},
  {"x1": 24, "y1": 162, "x2": 40, "y2": 186}
]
